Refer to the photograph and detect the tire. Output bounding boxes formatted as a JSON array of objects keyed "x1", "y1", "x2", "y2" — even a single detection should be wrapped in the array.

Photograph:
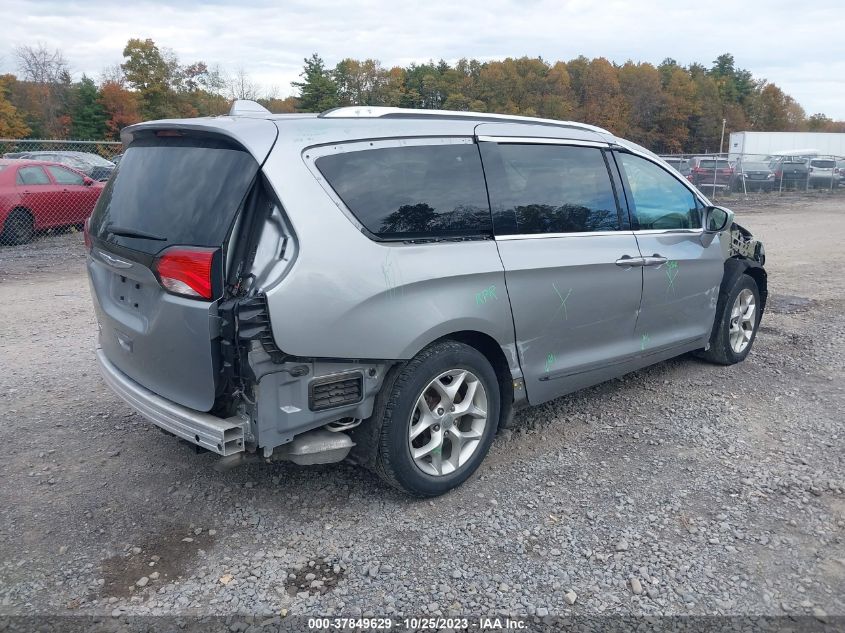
[
  {"x1": 373, "y1": 340, "x2": 500, "y2": 497},
  {"x1": 697, "y1": 274, "x2": 761, "y2": 365},
  {"x1": 2, "y1": 209, "x2": 35, "y2": 246}
]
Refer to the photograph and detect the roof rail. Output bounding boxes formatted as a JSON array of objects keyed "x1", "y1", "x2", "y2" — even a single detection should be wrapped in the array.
[
  {"x1": 229, "y1": 99, "x2": 271, "y2": 116},
  {"x1": 319, "y1": 106, "x2": 610, "y2": 134}
]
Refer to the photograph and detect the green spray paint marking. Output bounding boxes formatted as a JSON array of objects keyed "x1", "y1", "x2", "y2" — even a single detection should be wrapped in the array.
[
  {"x1": 641, "y1": 333, "x2": 650, "y2": 351},
  {"x1": 382, "y1": 251, "x2": 403, "y2": 299},
  {"x1": 665, "y1": 260, "x2": 679, "y2": 293},
  {"x1": 544, "y1": 352, "x2": 556, "y2": 373},
  {"x1": 552, "y1": 283, "x2": 573, "y2": 321},
  {"x1": 475, "y1": 285, "x2": 498, "y2": 305}
]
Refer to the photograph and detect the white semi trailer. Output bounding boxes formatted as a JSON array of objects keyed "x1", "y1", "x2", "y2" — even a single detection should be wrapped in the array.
[{"x1": 728, "y1": 131, "x2": 845, "y2": 161}]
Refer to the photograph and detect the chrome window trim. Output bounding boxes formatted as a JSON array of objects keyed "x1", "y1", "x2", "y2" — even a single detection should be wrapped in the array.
[
  {"x1": 496, "y1": 230, "x2": 633, "y2": 241},
  {"x1": 495, "y1": 228, "x2": 704, "y2": 241},
  {"x1": 633, "y1": 228, "x2": 704, "y2": 235},
  {"x1": 477, "y1": 135, "x2": 609, "y2": 148}
]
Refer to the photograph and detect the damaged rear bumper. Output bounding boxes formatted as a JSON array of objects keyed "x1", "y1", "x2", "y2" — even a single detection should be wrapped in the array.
[{"x1": 96, "y1": 348, "x2": 248, "y2": 456}]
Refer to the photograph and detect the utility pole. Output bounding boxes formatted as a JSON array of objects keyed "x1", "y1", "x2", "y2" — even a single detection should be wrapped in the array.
[{"x1": 719, "y1": 118, "x2": 727, "y2": 156}]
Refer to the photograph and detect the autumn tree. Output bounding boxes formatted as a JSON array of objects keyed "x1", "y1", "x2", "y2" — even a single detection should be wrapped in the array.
[
  {"x1": 334, "y1": 59, "x2": 387, "y2": 106},
  {"x1": 99, "y1": 80, "x2": 142, "y2": 140},
  {"x1": 0, "y1": 74, "x2": 30, "y2": 138},
  {"x1": 14, "y1": 44, "x2": 72, "y2": 137},
  {"x1": 578, "y1": 58, "x2": 628, "y2": 134},
  {"x1": 121, "y1": 38, "x2": 178, "y2": 119},
  {"x1": 618, "y1": 61, "x2": 664, "y2": 148}
]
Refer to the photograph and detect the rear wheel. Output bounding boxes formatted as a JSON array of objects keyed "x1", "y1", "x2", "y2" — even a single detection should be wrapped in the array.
[
  {"x1": 2, "y1": 209, "x2": 35, "y2": 245},
  {"x1": 697, "y1": 274, "x2": 761, "y2": 365},
  {"x1": 373, "y1": 340, "x2": 500, "y2": 497}
]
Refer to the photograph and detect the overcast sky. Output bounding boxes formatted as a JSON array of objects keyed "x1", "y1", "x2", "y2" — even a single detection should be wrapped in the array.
[{"x1": 3, "y1": 0, "x2": 844, "y2": 119}]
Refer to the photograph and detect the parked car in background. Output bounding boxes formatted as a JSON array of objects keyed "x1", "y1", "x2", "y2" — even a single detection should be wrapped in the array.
[
  {"x1": 769, "y1": 157, "x2": 809, "y2": 190},
  {"x1": 14, "y1": 151, "x2": 115, "y2": 181},
  {"x1": 731, "y1": 158, "x2": 776, "y2": 192},
  {"x1": 86, "y1": 103, "x2": 768, "y2": 497},
  {"x1": 807, "y1": 157, "x2": 839, "y2": 188},
  {"x1": 110, "y1": 153, "x2": 124, "y2": 166},
  {"x1": 0, "y1": 159, "x2": 105, "y2": 245},
  {"x1": 660, "y1": 156, "x2": 691, "y2": 178},
  {"x1": 689, "y1": 156, "x2": 734, "y2": 189}
]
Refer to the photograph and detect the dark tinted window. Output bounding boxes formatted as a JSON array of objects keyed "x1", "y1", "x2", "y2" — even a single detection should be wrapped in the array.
[
  {"x1": 482, "y1": 143, "x2": 620, "y2": 235},
  {"x1": 47, "y1": 165, "x2": 85, "y2": 185},
  {"x1": 17, "y1": 166, "x2": 50, "y2": 185},
  {"x1": 810, "y1": 159, "x2": 835, "y2": 168},
  {"x1": 698, "y1": 159, "x2": 730, "y2": 169},
  {"x1": 90, "y1": 135, "x2": 258, "y2": 255},
  {"x1": 619, "y1": 153, "x2": 701, "y2": 230},
  {"x1": 315, "y1": 143, "x2": 491, "y2": 239}
]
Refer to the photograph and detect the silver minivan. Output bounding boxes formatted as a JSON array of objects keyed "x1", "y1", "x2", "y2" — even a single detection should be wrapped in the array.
[{"x1": 86, "y1": 104, "x2": 767, "y2": 496}]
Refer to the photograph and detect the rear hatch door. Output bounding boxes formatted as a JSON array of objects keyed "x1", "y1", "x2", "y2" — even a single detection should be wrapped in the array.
[{"x1": 87, "y1": 121, "x2": 277, "y2": 412}]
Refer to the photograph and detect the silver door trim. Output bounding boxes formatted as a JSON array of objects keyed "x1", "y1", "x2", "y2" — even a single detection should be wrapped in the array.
[{"x1": 477, "y1": 135, "x2": 609, "y2": 148}]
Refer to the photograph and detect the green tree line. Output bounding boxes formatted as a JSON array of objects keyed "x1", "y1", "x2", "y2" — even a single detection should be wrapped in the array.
[{"x1": 1, "y1": 41, "x2": 842, "y2": 154}]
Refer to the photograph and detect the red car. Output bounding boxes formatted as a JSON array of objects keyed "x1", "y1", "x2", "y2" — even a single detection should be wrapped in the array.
[{"x1": 0, "y1": 159, "x2": 105, "y2": 245}]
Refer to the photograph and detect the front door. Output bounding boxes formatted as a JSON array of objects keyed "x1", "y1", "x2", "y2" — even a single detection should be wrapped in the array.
[
  {"x1": 45, "y1": 165, "x2": 88, "y2": 224},
  {"x1": 478, "y1": 138, "x2": 644, "y2": 405},
  {"x1": 614, "y1": 152, "x2": 725, "y2": 355}
]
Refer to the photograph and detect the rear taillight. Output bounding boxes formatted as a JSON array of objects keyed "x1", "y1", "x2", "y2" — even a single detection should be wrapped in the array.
[
  {"x1": 153, "y1": 246, "x2": 216, "y2": 300},
  {"x1": 83, "y1": 217, "x2": 92, "y2": 252}
]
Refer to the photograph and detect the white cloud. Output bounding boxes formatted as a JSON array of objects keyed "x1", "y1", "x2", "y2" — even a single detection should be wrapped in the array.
[{"x1": 2, "y1": 0, "x2": 844, "y2": 117}]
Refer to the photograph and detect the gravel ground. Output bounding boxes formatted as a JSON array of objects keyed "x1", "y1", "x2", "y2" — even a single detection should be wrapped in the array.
[{"x1": 0, "y1": 192, "x2": 843, "y2": 623}]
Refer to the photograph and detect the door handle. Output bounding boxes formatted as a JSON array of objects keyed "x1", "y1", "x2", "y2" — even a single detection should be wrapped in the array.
[
  {"x1": 615, "y1": 255, "x2": 645, "y2": 267},
  {"x1": 642, "y1": 254, "x2": 669, "y2": 267}
]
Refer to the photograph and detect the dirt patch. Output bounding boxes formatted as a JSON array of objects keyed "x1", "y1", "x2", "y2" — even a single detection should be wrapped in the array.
[
  {"x1": 285, "y1": 560, "x2": 344, "y2": 597},
  {"x1": 99, "y1": 526, "x2": 215, "y2": 598},
  {"x1": 766, "y1": 294, "x2": 816, "y2": 314}
]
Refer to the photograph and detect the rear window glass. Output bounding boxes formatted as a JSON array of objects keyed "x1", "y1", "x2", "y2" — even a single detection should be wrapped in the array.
[
  {"x1": 90, "y1": 135, "x2": 258, "y2": 255},
  {"x1": 315, "y1": 143, "x2": 492, "y2": 240},
  {"x1": 698, "y1": 159, "x2": 730, "y2": 169},
  {"x1": 810, "y1": 159, "x2": 835, "y2": 168},
  {"x1": 481, "y1": 143, "x2": 620, "y2": 235}
]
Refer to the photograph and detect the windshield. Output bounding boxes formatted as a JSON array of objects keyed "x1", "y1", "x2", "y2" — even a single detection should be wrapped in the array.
[
  {"x1": 75, "y1": 152, "x2": 114, "y2": 167},
  {"x1": 742, "y1": 162, "x2": 769, "y2": 171},
  {"x1": 90, "y1": 135, "x2": 258, "y2": 255}
]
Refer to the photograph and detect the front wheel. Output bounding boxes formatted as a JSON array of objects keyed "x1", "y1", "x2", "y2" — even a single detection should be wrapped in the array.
[
  {"x1": 697, "y1": 274, "x2": 761, "y2": 365},
  {"x1": 373, "y1": 340, "x2": 500, "y2": 497}
]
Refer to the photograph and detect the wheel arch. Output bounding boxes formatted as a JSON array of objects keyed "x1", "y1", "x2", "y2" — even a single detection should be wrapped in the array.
[
  {"x1": 707, "y1": 257, "x2": 767, "y2": 348},
  {"x1": 437, "y1": 330, "x2": 515, "y2": 431}
]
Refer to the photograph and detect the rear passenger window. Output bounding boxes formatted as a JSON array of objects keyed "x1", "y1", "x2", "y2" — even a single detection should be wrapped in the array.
[
  {"x1": 618, "y1": 153, "x2": 701, "y2": 230},
  {"x1": 480, "y1": 143, "x2": 620, "y2": 235},
  {"x1": 315, "y1": 143, "x2": 491, "y2": 239},
  {"x1": 17, "y1": 166, "x2": 50, "y2": 185}
]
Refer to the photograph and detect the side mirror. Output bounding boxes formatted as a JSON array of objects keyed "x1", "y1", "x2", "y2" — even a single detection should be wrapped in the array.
[
  {"x1": 703, "y1": 205, "x2": 733, "y2": 233},
  {"x1": 83, "y1": 177, "x2": 94, "y2": 186}
]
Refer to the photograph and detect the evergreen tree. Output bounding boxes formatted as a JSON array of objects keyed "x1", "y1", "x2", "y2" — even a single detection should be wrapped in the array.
[
  {"x1": 292, "y1": 54, "x2": 339, "y2": 112},
  {"x1": 70, "y1": 76, "x2": 107, "y2": 140}
]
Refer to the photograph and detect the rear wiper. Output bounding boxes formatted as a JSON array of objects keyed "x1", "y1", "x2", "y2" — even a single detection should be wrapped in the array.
[{"x1": 106, "y1": 224, "x2": 167, "y2": 241}]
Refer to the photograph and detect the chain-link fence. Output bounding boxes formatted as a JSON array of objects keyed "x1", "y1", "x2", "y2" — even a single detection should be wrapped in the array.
[
  {"x1": 0, "y1": 139, "x2": 121, "y2": 247},
  {"x1": 659, "y1": 151, "x2": 844, "y2": 200},
  {"x1": 2, "y1": 138, "x2": 844, "y2": 250}
]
